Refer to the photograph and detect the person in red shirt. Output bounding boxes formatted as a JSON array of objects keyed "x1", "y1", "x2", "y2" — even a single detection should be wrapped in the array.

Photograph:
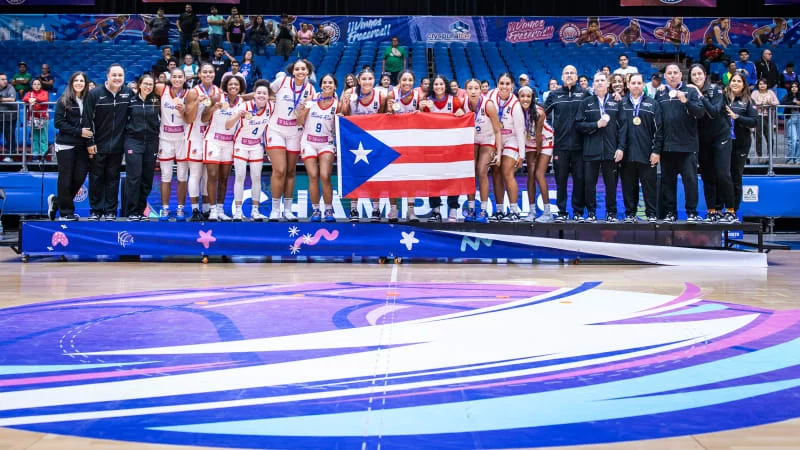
[{"x1": 22, "y1": 78, "x2": 50, "y2": 161}]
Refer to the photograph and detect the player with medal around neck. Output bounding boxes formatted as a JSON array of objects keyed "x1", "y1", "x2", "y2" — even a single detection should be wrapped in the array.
[
  {"x1": 465, "y1": 77, "x2": 503, "y2": 223},
  {"x1": 182, "y1": 63, "x2": 218, "y2": 221},
  {"x1": 151, "y1": 68, "x2": 189, "y2": 222},
  {"x1": 620, "y1": 73, "x2": 662, "y2": 224},
  {"x1": 387, "y1": 70, "x2": 425, "y2": 222}
]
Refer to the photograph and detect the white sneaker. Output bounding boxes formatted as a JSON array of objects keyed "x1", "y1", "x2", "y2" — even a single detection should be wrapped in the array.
[
  {"x1": 232, "y1": 207, "x2": 243, "y2": 222},
  {"x1": 525, "y1": 211, "x2": 536, "y2": 222},
  {"x1": 217, "y1": 206, "x2": 232, "y2": 221},
  {"x1": 447, "y1": 208, "x2": 458, "y2": 222},
  {"x1": 269, "y1": 208, "x2": 281, "y2": 221},
  {"x1": 535, "y1": 213, "x2": 554, "y2": 223},
  {"x1": 208, "y1": 207, "x2": 219, "y2": 221},
  {"x1": 251, "y1": 208, "x2": 267, "y2": 221},
  {"x1": 283, "y1": 209, "x2": 298, "y2": 222}
]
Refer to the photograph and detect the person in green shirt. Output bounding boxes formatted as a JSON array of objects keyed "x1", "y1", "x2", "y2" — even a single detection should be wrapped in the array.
[
  {"x1": 382, "y1": 36, "x2": 407, "y2": 85},
  {"x1": 722, "y1": 61, "x2": 738, "y2": 86},
  {"x1": 11, "y1": 61, "x2": 32, "y2": 97}
]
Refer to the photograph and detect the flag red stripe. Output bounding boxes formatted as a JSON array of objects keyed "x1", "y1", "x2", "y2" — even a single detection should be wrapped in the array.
[
  {"x1": 391, "y1": 144, "x2": 475, "y2": 164},
  {"x1": 345, "y1": 112, "x2": 475, "y2": 131},
  {"x1": 345, "y1": 177, "x2": 476, "y2": 199}
]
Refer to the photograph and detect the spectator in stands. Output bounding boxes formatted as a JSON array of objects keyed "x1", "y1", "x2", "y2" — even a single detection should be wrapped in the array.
[
  {"x1": 382, "y1": 36, "x2": 407, "y2": 85},
  {"x1": 239, "y1": 50, "x2": 261, "y2": 91},
  {"x1": 276, "y1": 14, "x2": 296, "y2": 62},
  {"x1": 181, "y1": 54, "x2": 198, "y2": 84},
  {"x1": 449, "y1": 79, "x2": 466, "y2": 103},
  {"x1": 157, "y1": 72, "x2": 167, "y2": 84},
  {"x1": 698, "y1": 38, "x2": 727, "y2": 73},
  {"x1": 148, "y1": 7, "x2": 170, "y2": 49},
  {"x1": 613, "y1": 54, "x2": 638, "y2": 76},
  {"x1": 542, "y1": 78, "x2": 560, "y2": 103},
  {"x1": 0, "y1": 73, "x2": 18, "y2": 161},
  {"x1": 206, "y1": 6, "x2": 225, "y2": 55},
  {"x1": 87, "y1": 81, "x2": 96, "y2": 91},
  {"x1": 190, "y1": 35, "x2": 202, "y2": 62},
  {"x1": 37, "y1": 64, "x2": 54, "y2": 92},
  {"x1": 154, "y1": 47, "x2": 174, "y2": 78},
  {"x1": 225, "y1": 6, "x2": 239, "y2": 26},
  {"x1": 82, "y1": 63, "x2": 133, "y2": 221},
  {"x1": 227, "y1": 13, "x2": 246, "y2": 57},
  {"x1": 22, "y1": 79, "x2": 49, "y2": 162},
  {"x1": 782, "y1": 82, "x2": 800, "y2": 164},
  {"x1": 610, "y1": 73, "x2": 627, "y2": 97},
  {"x1": 601, "y1": 66, "x2": 611, "y2": 77},
  {"x1": 127, "y1": 81, "x2": 138, "y2": 95},
  {"x1": 164, "y1": 59, "x2": 178, "y2": 81},
  {"x1": 312, "y1": 23, "x2": 329, "y2": 46},
  {"x1": 736, "y1": 49, "x2": 757, "y2": 91},
  {"x1": 578, "y1": 75, "x2": 590, "y2": 93},
  {"x1": 177, "y1": 3, "x2": 199, "y2": 57},
  {"x1": 296, "y1": 23, "x2": 314, "y2": 47},
  {"x1": 645, "y1": 72, "x2": 661, "y2": 98},
  {"x1": 264, "y1": 21, "x2": 277, "y2": 51},
  {"x1": 782, "y1": 62, "x2": 797, "y2": 91},
  {"x1": 376, "y1": 73, "x2": 392, "y2": 96},
  {"x1": 756, "y1": 48, "x2": 779, "y2": 89},
  {"x1": 53, "y1": 71, "x2": 92, "y2": 221},
  {"x1": 750, "y1": 78, "x2": 778, "y2": 164},
  {"x1": 222, "y1": 60, "x2": 244, "y2": 89},
  {"x1": 210, "y1": 47, "x2": 233, "y2": 86},
  {"x1": 11, "y1": 62, "x2": 32, "y2": 97},
  {"x1": 249, "y1": 16, "x2": 270, "y2": 56},
  {"x1": 415, "y1": 77, "x2": 429, "y2": 98},
  {"x1": 544, "y1": 65, "x2": 588, "y2": 223},
  {"x1": 722, "y1": 61, "x2": 738, "y2": 86},
  {"x1": 518, "y1": 73, "x2": 530, "y2": 89},
  {"x1": 480, "y1": 80, "x2": 490, "y2": 95}
]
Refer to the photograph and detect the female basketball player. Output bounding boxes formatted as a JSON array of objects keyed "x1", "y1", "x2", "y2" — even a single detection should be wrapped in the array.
[
  {"x1": 386, "y1": 70, "x2": 420, "y2": 221},
  {"x1": 201, "y1": 74, "x2": 245, "y2": 221},
  {"x1": 487, "y1": 72, "x2": 526, "y2": 222},
  {"x1": 182, "y1": 63, "x2": 219, "y2": 221},
  {"x1": 153, "y1": 68, "x2": 188, "y2": 221},
  {"x1": 340, "y1": 67, "x2": 386, "y2": 222},
  {"x1": 464, "y1": 78, "x2": 502, "y2": 223},
  {"x1": 227, "y1": 79, "x2": 271, "y2": 221},
  {"x1": 298, "y1": 74, "x2": 338, "y2": 222},
  {"x1": 419, "y1": 74, "x2": 466, "y2": 222},
  {"x1": 268, "y1": 59, "x2": 316, "y2": 221},
  {"x1": 517, "y1": 86, "x2": 555, "y2": 222}
]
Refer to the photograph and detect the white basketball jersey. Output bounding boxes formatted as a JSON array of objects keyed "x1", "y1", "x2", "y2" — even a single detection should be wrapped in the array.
[
  {"x1": 489, "y1": 90, "x2": 521, "y2": 148},
  {"x1": 467, "y1": 95, "x2": 496, "y2": 143},
  {"x1": 270, "y1": 76, "x2": 315, "y2": 136},
  {"x1": 204, "y1": 95, "x2": 241, "y2": 144},
  {"x1": 186, "y1": 84, "x2": 220, "y2": 147},
  {"x1": 233, "y1": 100, "x2": 272, "y2": 149},
  {"x1": 350, "y1": 89, "x2": 383, "y2": 115},
  {"x1": 160, "y1": 87, "x2": 187, "y2": 141},
  {"x1": 392, "y1": 87, "x2": 419, "y2": 114},
  {"x1": 302, "y1": 94, "x2": 338, "y2": 144}
]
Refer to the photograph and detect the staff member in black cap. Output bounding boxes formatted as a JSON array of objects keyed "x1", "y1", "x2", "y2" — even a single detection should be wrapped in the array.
[
  {"x1": 620, "y1": 73, "x2": 662, "y2": 223},
  {"x1": 82, "y1": 63, "x2": 133, "y2": 221},
  {"x1": 123, "y1": 74, "x2": 160, "y2": 221},
  {"x1": 654, "y1": 63, "x2": 705, "y2": 223}
]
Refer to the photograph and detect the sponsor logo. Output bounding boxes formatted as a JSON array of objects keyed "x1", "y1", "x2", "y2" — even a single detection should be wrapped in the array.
[
  {"x1": 426, "y1": 20, "x2": 472, "y2": 42},
  {"x1": 319, "y1": 21, "x2": 341, "y2": 44},
  {"x1": 73, "y1": 184, "x2": 88, "y2": 203},
  {"x1": 743, "y1": 185, "x2": 759, "y2": 202},
  {"x1": 558, "y1": 22, "x2": 582, "y2": 44},
  {"x1": 506, "y1": 18, "x2": 555, "y2": 43},
  {"x1": 117, "y1": 231, "x2": 134, "y2": 248}
]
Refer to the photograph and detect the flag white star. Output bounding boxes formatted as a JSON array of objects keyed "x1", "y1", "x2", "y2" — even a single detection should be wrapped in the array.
[
  {"x1": 288, "y1": 226, "x2": 300, "y2": 237},
  {"x1": 399, "y1": 231, "x2": 419, "y2": 251},
  {"x1": 349, "y1": 142, "x2": 373, "y2": 165}
]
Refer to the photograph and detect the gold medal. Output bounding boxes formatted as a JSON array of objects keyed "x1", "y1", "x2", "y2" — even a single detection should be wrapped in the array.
[
  {"x1": 220, "y1": 102, "x2": 229, "y2": 109},
  {"x1": 245, "y1": 112, "x2": 253, "y2": 120},
  {"x1": 202, "y1": 98, "x2": 212, "y2": 107},
  {"x1": 632, "y1": 117, "x2": 641, "y2": 126},
  {"x1": 392, "y1": 103, "x2": 402, "y2": 112}
]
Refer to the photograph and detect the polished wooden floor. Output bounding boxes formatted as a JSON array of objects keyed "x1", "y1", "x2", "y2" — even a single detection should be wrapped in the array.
[{"x1": 0, "y1": 246, "x2": 798, "y2": 450}]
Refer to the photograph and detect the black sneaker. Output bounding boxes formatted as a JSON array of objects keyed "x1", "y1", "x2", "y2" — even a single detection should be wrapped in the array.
[
  {"x1": 349, "y1": 209, "x2": 360, "y2": 223},
  {"x1": 428, "y1": 211, "x2": 443, "y2": 223},
  {"x1": 503, "y1": 212, "x2": 520, "y2": 222},
  {"x1": 58, "y1": 214, "x2": 79, "y2": 222},
  {"x1": 103, "y1": 213, "x2": 116, "y2": 221},
  {"x1": 489, "y1": 212, "x2": 505, "y2": 223},
  {"x1": 190, "y1": 208, "x2": 204, "y2": 222},
  {"x1": 572, "y1": 214, "x2": 585, "y2": 223},
  {"x1": 623, "y1": 215, "x2": 635, "y2": 224},
  {"x1": 686, "y1": 213, "x2": 699, "y2": 223},
  {"x1": 702, "y1": 212, "x2": 717, "y2": 224},
  {"x1": 553, "y1": 213, "x2": 567, "y2": 223},
  {"x1": 87, "y1": 212, "x2": 101, "y2": 222},
  {"x1": 47, "y1": 194, "x2": 57, "y2": 221},
  {"x1": 663, "y1": 213, "x2": 676, "y2": 223},
  {"x1": 127, "y1": 214, "x2": 141, "y2": 221},
  {"x1": 585, "y1": 212, "x2": 596, "y2": 223},
  {"x1": 606, "y1": 214, "x2": 619, "y2": 223},
  {"x1": 370, "y1": 210, "x2": 381, "y2": 223},
  {"x1": 718, "y1": 212, "x2": 739, "y2": 224}
]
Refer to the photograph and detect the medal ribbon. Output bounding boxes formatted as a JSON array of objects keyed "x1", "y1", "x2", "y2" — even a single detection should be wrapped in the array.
[
  {"x1": 597, "y1": 93, "x2": 609, "y2": 118},
  {"x1": 496, "y1": 93, "x2": 511, "y2": 123},
  {"x1": 631, "y1": 93, "x2": 642, "y2": 119},
  {"x1": 291, "y1": 79, "x2": 307, "y2": 111}
]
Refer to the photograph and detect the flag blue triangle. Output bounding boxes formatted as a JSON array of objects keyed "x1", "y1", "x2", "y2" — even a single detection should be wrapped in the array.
[{"x1": 338, "y1": 117, "x2": 401, "y2": 198}]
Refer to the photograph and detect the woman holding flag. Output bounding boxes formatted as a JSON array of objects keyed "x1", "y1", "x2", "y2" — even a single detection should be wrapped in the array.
[
  {"x1": 464, "y1": 78, "x2": 502, "y2": 223},
  {"x1": 487, "y1": 72, "x2": 526, "y2": 222},
  {"x1": 387, "y1": 70, "x2": 421, "y2": 222},
  {"x1": 268, "y1": 59, "x2": 316, "y2": 221},
  {"x1": 340, "y1": 67, "x2": 387, "y2": 222},
  {"x1": 298, "y1": 74, "x2": 339, "y2": 223}
]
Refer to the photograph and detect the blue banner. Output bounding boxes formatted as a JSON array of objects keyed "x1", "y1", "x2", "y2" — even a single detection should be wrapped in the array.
[{"x1": 0, "y1": 15, "x2": 795, "y2": 47}]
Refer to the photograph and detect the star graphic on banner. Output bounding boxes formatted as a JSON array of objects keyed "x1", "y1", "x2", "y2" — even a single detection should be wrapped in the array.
[
  {"x1": 197, "y1": 230, "x2": 217, "y2": 249},
  {"x1": 302, "y1": 233, "x2": 313, "y2": 244},
  {"x1": 349, "y1": 142, "x2": 373, "y2": 165},
  {"x1": 288, "y1": 226, "x2": 300, "y2": 237},
  {"x1": 400, "y1": 231, "x2": 419, "y2": 251},
  {"x1": 289, "y1": 244, "x2": 300, "y2": 255}
]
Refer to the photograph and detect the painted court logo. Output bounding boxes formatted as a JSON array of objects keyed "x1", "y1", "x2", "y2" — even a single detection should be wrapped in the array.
[{"x1": 0, "y1": 282, "x2": 798, "y2": 449}]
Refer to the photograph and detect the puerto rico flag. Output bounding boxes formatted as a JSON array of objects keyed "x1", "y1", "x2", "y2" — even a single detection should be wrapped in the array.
[{"x1": 336, "y1": 112, "x2": 476, "y2": 199}]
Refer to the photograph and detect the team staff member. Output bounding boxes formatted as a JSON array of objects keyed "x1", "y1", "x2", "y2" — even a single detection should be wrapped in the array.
[
  {"x1": 620, "y1": 73, "x2": 662, "y2": 223},
  {"x1": 123, "y1": 74, "x2": 160, "y2": 221},
  {"x1": 82, "y1": 63, "x2": 133, "y2": 221},
  {"x1": 545, "y1": 65, "x2": 588, "y2": 222},
  {"x1": 655, "y1": 63, "x2": 705, "y2": 223},
  {"x1": 688, "y1": 64, "x2": 735, "y2": 224},
  {"x1": 725, "y1": 72, "x2": 757, "y2": 219},
  {"x1": 53, "y1": 71, "x2": 92, "y2": 221},
  {"x1": 576, "y1": 72, "x2": 625, "y2": 223}
]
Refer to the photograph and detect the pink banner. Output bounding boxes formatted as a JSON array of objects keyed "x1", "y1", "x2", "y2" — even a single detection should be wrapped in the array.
[{"x1": 621, "y1": 0, "x2": 716, "y2": 5}]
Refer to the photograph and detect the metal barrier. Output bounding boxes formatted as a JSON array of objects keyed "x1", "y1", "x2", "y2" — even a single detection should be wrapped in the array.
[{"x1": 0, "y1": 101, "x2": 57, "y2": 172}]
